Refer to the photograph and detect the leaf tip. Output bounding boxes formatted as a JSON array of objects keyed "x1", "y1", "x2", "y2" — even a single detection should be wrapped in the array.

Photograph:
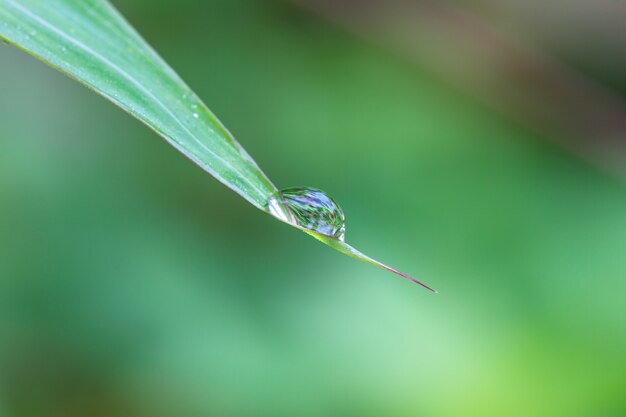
[{"x1": 386, "y1": 267, "x2": 437, "y2": 293}]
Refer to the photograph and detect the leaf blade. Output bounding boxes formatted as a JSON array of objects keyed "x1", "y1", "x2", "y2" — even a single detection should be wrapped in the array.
[
  {"x1": 0, "y1": 0, "x2": 277, "y2": 209},
  {"x1": 0, "y1": 0, "x2": 433, "y2": 290}
]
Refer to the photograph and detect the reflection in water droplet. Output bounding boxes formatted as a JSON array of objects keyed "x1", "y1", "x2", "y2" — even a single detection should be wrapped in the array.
[
  {"x1": 193, "y1": 113, "x2": 199, "y2": 119},
  {"x1": 268, "y1": 187, "x2": 346, "y2": 241}
]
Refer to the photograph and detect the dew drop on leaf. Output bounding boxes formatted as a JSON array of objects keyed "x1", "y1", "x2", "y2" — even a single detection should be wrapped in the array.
[{"x1": 268, "y1": 187, "x2": 346, "y2": 241}]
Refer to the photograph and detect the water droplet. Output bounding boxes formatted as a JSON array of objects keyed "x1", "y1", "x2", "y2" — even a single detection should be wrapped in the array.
[
  {"x1": 193, "y1": 113, "x2": 199, "y2": 119},
  {"x1": 268, "y1": 187, "x2": 345, "y2": 241}
]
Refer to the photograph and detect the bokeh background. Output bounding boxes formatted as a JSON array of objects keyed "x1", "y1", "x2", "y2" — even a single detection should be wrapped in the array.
[{"x1": 1, "y1": 0, "x2": 625, "y2": 416}]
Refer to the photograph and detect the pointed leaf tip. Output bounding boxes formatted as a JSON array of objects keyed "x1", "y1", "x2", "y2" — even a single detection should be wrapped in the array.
[{"x1": 303, "y1": 230, "x2": 436, "y2": 292}]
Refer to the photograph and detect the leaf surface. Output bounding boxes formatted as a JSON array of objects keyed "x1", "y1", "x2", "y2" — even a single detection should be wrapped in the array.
[
  {"x1": 0, "y1": 0, "x2": 434, "y2": 290},
  {"x1": 0, "y1": 0, "x2": 277, "y2": 209}
]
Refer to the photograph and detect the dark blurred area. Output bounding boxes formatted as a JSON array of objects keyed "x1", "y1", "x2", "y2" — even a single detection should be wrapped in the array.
[{"x1": 0, "y1": 0, "x2": 625, "y2": 416}]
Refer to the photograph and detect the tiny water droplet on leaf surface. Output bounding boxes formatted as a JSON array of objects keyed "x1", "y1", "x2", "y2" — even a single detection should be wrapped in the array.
[
  {"x1": 268, "y1": 187, "x2": 345, "y2": 241},
  {"x1": 267, "y1": 187, "x2": 436, "y2": 292}
]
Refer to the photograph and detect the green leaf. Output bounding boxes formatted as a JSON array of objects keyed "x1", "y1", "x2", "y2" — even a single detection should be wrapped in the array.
[
  {"x1": 0, "y1": 0, "x2": 434, "y2": 290},
  {"x1": 0, "y1": 0, "x2": 277, "y2": 209}
]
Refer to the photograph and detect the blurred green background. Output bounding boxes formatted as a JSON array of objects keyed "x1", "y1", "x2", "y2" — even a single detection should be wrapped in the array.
[{"x1": 1, "y1": 0, "x2": 625, "y2": 416}]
